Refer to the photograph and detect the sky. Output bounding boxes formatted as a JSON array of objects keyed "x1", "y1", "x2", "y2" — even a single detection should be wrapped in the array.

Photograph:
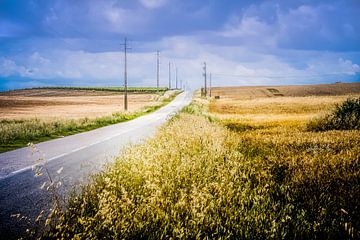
[{"x1": 0, "y1": 0, "x2": 359, "y2": 91}]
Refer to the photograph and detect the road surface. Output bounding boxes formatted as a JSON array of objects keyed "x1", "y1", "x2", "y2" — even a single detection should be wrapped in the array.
[{"x1": 0, "y1": 91, "x2": 192, "y2": 239}]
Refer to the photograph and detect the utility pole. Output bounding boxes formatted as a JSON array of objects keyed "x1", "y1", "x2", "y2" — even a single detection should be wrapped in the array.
[
  {"x1": 156, "y1": 50, "x2": 160, "y2": 93},
  {"x1": 175, "y1": 67, "x2": 178, "y2": 89},
  {"x1": 203, "y1": 62, "x2": 207, "y2": 97},
  {"x1": 209, "y1": 73, "x2": 212, "y2": 97},
  {"x1": 168, "y1": 61, "x2": 171, "y2": 89},
  {"x1": 122, "y1": 37, "x2": 131, "y2": 111}
]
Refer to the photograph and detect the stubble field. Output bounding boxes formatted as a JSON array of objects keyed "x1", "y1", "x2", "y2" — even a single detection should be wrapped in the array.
[{"x1": 0, "y1": 88, "x2": 160, "y2": 120}]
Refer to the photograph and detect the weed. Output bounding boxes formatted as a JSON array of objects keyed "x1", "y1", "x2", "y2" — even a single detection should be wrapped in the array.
[{"x1": 307, "y1": 97, "x2": 360, "y2": 131}]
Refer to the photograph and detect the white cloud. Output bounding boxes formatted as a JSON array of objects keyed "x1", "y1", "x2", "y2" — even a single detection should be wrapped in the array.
[
  {"x1": 338, "y1": 58, "x2": 360, "y2": 75},
  {"x1": 222, "y1": 16, "x2": 272, "y2": 38},
  {"x1": 88, "y1": 1, "x2": 149, "y2": 34},
  {"x1": 139, "y1": 0, "x2": 168, "y2": 9},
  {"x1": 1, "y1": 36, "x2": 359, "y2": 89},
  {"x1": 218, "y1": 3, "x2": 360, "y2": 52},
  {"x1": 0, "y1": 59, "x2": 28, "y2": 77}
]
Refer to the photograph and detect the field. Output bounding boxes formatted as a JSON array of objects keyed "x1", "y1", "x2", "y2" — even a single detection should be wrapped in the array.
[
  {"x1": 35, "y1": 83, "x2": 360, "y2": 239},
  {"x1": 210, "y1": 83, "x2": 360, "y2": 128},
  {"x1": 210, "y1": 82, "x2": 360, "y2": 98},
  {"x1": 0, "y1": 88, "x2": 177, "y2": 153},
  {"x1": 0, "y1": 88, "x2": 164, "y2": 120}
]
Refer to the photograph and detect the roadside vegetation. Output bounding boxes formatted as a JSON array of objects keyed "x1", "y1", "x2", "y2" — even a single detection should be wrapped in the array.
[
  {"x1": 307, "y1": 97, "x2": 360, "y2": 131},
  {"x1": 40, "y1": 91, "x2": 360, "y2": 239},
  {"x1": 0, "y1": 90, "x2": 179, "y2": 153}
]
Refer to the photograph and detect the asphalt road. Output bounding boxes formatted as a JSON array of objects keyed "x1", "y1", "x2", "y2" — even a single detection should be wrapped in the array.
[{"x1": 0, "y1": 91, "x2": 192, "y2": 239}]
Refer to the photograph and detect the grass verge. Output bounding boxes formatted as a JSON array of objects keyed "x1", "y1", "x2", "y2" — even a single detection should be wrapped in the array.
[
  {"x1": 0, "y1": 91, "x2": 180, "y2": 153},
  {"x1": 40, "y1": 96, "x2": 360, "y2": 239}
]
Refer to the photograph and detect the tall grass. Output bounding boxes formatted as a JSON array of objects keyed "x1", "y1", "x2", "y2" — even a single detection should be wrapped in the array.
[
  {"x1": 40, "y1": 97, "x2": 360, "y2": 239},
  {"x1": 0, "y1": 91, "x2": 179, "y2": 153}
]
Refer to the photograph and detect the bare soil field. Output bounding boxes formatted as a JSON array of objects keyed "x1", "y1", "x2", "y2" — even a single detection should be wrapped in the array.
[
  {"x1": 0, "y1": 89, "x2": 159, "y2": 120},
  {"x1": 210, "y1": 82, "x2": 360, "y2": 100}
]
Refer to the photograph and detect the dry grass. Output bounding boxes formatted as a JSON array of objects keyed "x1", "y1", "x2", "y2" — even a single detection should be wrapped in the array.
[
  {"x1": 210, "y1": 95, "x2": 354, "y2": 128},
  {"x1": 39, "y1": 85, "x2": 360, "y2": 239},
  {"x1": 210, "y1": 83, "x2": 360, "y2": 128},
  {"x1": 0, "y1": 89, "x2": 160, "y2": 120}
]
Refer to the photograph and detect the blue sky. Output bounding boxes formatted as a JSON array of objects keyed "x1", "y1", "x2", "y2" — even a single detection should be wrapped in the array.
[{"x1": 0, "y1": 0, "x2": 359, "y2": 90}]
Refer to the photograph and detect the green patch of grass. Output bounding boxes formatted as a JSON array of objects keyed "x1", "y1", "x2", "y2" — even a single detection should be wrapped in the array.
[
  {"x1": 0, "y1": 91, "x2": 180, "y2": 153},
  {"x1": 307, "y1": 97, "x2": 360, "y2": 131},
  {"x1": 181, "y1": 101, "x2": 205, "y2": 114},
  {"x1": 180, "y1": 98, "x2": 218, "y2": 123}
]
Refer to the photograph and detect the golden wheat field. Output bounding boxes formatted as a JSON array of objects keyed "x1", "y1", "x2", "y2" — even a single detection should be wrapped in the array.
[{"x1": 210, "y1": 83, "x2": 360, "y2": 127}]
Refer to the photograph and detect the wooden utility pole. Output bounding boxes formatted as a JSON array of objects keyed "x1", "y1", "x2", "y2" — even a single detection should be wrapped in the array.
[
  {"x1": 203, "y1": 62, "x2": 207, "y2": 97},
  {"x1": 168, "y1": 61, "x2": 171, "y2": 89},
  {"x1": 122, "y1": 37, "x2": 131, "y2": 111},
  {"x1": 180, "y1": 76, "x2": 183, "y2": 90},
  {"x1": 209, "y1": 73, "x2": 212, "y2": 97},
  {"x1": 156, "y1": 50, "x2": 160, "y2": 93},
  {"x1": 175, "y1": 67, "x2": 178, "y2": 89}
]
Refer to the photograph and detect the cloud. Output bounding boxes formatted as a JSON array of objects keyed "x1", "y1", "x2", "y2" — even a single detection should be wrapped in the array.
[
  {"x1": 1, "y1": 0, "x2": 359, "y2": 91},
  {"x1": 276, "y1": 3, "x2": 360, "y2": 51},
  {"x1": 3, "y1": 34, "x2": 359, "y2": 90},
  {"x1": 39, "y1": 0, "x2": 151, "y2": 37},
  {"x1": 1, "y1": 51, "x2": 118, "y2": 81},
  {"x1": 217, "y1": 2, "x2": 360, "y2": 52},
  {"x1": 338, "y1": 58, "x2": 360, "y2": 75},
  {"x1": 219, "y1": 16, "x2": 275, "y2": 48},
  {"x1": 0, "y1": 59, "x2": 29, "y2": 77},
  {"x1": 139, "y1": 0, "x2": 168, "y2": 9},
  {"x1": 90, "y1": 1, "x2": 149, "y2": 34}
]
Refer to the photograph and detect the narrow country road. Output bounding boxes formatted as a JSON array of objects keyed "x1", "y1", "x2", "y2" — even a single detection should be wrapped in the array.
[{"x1": 0, "y1": 91, "x2": 192, "y2": 239}]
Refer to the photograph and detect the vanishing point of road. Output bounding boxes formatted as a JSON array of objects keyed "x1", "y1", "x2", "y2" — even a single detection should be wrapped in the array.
[{"x1": 0, "y1": 91, "x2": 192, "y2": 239}]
